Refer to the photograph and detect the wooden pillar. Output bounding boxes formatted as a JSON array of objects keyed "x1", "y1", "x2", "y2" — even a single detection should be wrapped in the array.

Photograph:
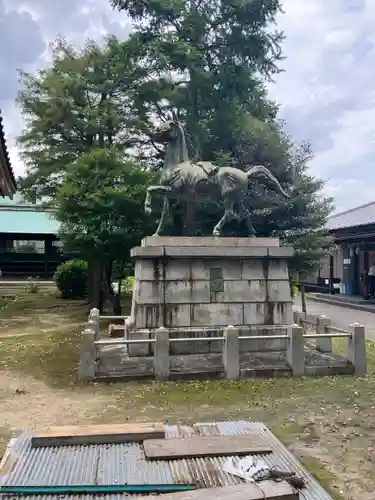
[
  {"x1": 364, "y1": 244, "x2": 370, "y2": 274},
  {"x1": 362, "y1": 242, "x2": 369, "y2": 299},
  {"x1": 342, "y1": 244, "x2": 357, "y2": 295},
  {"x1": 353, "y1": 244, "x2": 360, "y2": 295},
  {"x1": 329, "y1": 253, "x2": 334, "y2": 294},
  {"x1": 44, "y1": 237, "x2": 54, "y2": 278},
  {"x1": 342, "y1": 244, "x2": 350, "y2": 294}
]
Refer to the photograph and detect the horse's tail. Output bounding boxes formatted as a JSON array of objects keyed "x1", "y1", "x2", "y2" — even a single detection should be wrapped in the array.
[{"x1": 246, "y1": 165, "x2": 290, "y2": 199}]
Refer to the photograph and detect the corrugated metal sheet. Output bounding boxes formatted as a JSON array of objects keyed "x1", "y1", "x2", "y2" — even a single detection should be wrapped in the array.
[
  {"x1": 327, "y1": 201, "x2": 375, "y2": 230},
  {"x1": 0, "y1": 421, "x2": 333, "y2": 500}
]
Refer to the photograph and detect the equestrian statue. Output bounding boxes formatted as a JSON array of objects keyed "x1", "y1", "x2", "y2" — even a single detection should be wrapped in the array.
[{"x1": 144, "y1": 111, "x2": 290, "y2": 236}]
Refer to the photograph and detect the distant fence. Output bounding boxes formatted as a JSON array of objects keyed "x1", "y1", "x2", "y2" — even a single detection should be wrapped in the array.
[
  {"x1": 293, "y1": 310, "x2": 366, "y2": 377},
  {"x1": 79, "y1": 309, "x2": 367, "y2": 383}
]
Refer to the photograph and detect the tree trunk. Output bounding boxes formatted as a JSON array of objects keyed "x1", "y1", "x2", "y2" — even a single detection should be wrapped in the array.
[
  {"x1": 184, "y1": 201, "x2": 196, "y2": 236},
  {"x1": 102, "y1": 258, "x2": 122, "y2": 316},
  {"x1": 181, "y1": 0, "x2": 200, "y2": 237},
  {"x1": 187, "y1": 0, "x2": 202, "y2": 161},
  {"x1": 113, "y1": 280, "x2": 122, "y2": 316},
  {"x1": 89, "y1": 258, "x2": 104, "y2": 311},
  {"x1": 87, "y1": 260, "x2": 94, "y2": 304}
]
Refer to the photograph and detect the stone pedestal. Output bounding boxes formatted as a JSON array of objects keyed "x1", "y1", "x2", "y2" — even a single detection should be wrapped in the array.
[{"x1": 129, "y1": 237, "x2": 294, "y2": 355}]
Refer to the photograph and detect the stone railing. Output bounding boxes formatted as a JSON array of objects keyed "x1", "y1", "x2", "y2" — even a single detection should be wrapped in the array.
[
  {"x1": 293, "y1": 311, "x2": 367, "y2": 377},
  {"x1": 79, "y1": 309, "x2": 367, "y2": 383},
  {"x1": 78, "y1": 309, "x2": 129, "y2": 381}
]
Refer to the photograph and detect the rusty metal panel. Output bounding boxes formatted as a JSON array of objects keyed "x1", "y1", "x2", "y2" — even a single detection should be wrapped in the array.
[{"x1": 0, "y1": 422, "x2": 333, "y2": 500}]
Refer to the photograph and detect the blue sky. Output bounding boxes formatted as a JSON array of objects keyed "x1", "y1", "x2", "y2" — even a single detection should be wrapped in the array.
[{"x1": 0, "y1": 0, "x2": 373, "y2": 212}]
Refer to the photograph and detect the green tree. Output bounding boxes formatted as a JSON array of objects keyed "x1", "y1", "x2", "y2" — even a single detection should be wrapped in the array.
[
  {"x1": 111, "y1": 0, "x2": 283, "y2": 157},
  {"x1": 16, "y1": 38, "x2": 157, "y2": 309},
  {"x1": 17, "y1": 37, "x2": 145, "y2": 200},
  {"x1": 111, "y1": 0, "x2": 286, "y2": 233},
  {"x1": 244, "y1": 139, "x2": 334, "y2": 273},
  {"x1": 111, "y1": 0, "x2": 333, "y2": 272},
  {"x1": 55, "y1": 147, "x2": 157, "y2": 312}
]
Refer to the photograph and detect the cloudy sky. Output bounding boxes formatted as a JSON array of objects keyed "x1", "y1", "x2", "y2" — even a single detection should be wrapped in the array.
[{"x1": 0, "y1": 0, "x2": 373, "y2": 212}]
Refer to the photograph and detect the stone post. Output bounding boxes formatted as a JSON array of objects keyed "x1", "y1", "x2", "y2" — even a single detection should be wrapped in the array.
[
  {"x1": 124, "y1": 316, "x2": 136, "y2": 353},
  {"x1": 348, "y1": 323, "x2": 367, "y2": 376},
  {"x1": 123, "y1": 317, "x2": 128, "y2": 340},
  {"x1": 316, "y1": 315, "x2": 332, "y2": 353},
  {"x1": 89, "y1": 308, "x2": 100, "y2": 340},
  {"x1": 292, "y1": 310, "x2": 300, "y2": 324},
  {"x1": 79, "y1": 327, "x2": 97, "y2": 383},
  {"x1": 286, "y1": 324, "x2": 304, "y2": 376},
  {"x1": 86, "y1": 318, "x2": 99, "y2": 342},
  {"x1": 222, "y1": 325, "x2": 240, "y2": 380},
  {"x1": 154, "y1": 326, "x2": 170, "y2": 381}
]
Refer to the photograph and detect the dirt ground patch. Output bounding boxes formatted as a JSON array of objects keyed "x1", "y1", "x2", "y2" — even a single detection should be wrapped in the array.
[{"x1": 1, "y1": 293, "x2": 374, "y2": 500}]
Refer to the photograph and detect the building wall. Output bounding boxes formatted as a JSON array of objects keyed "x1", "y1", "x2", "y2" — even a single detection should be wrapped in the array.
[
  {"x1": 329, "y1": 243, "x2": 375, "y2": 295},
  {"x1": 368, "y1": 251, "x2": 375, "y2": 268},
  {"x1": 301, "y1": 247, "x2": 343, "y2": 286},
  {"x1": 333, "y1": 246, "x2": 344, "y2": 281},
  {"x1": 318, "y1": 256, "x2": 330, "y2": 280},
  {"x1": 301, "y1": 248, "x2": 341, "y2": 283}
]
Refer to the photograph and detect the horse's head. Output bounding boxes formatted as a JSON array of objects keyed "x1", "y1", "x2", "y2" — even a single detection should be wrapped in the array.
[
  {"x1": 153, "y1": 111, "x2": 181, "y2": 144},
  {"x1": 153, "y1": 120, "x2": 179, "y2": 144}
]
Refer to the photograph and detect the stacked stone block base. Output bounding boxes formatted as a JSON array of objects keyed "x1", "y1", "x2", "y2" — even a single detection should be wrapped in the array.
[{"x1": 129, "y1": 237, "x2": 294, "y2": 356}]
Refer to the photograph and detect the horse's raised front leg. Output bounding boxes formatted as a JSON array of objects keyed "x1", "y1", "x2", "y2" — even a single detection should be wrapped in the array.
[
  {"x1": 212, "y1": 199, "x2": 238, "y2": 236},
  {"x1": 144, "y1": 185, "x2": 172, "y2": 214},
  {"x1": 154, "y1": 197, "x2": 169, "y2": 236}
]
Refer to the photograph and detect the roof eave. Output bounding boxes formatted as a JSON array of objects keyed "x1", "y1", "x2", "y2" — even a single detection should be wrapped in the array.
[
  {"x1": 0, "y1": 110, "x2": 17, "y2": 197},
  {"x1": 329, "y1": 222, "x2": 375, "y2": 233}
]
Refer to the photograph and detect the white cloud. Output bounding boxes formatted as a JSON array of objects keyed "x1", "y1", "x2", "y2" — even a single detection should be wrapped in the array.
[
  {"x1": 7, "y1": 146, "x2": 23, "y2": 178},
  {"x1": 311, "y1": 104, "x2": 375, "y2": 173},
  {"x1": 268, "y1": 0, "x2": 375, "y2": 211},
  {"x1": 0, "y1": 0, "x2": 131, "y2": 181}
]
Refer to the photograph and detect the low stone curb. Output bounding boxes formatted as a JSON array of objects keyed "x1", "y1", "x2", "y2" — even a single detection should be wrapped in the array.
[{"x1": 307, "y1": 294, "x2": 375, "y2": 314}]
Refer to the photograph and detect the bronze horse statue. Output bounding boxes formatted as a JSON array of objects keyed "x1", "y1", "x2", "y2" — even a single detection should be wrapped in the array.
[{"x1": 145, "y1": 112, "x2": 290, "y2": 236}]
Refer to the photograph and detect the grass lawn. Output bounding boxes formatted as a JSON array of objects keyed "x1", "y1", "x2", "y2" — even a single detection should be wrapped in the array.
[{"x1": 1, "y1": 292, "x2": 374, "y2": 500}]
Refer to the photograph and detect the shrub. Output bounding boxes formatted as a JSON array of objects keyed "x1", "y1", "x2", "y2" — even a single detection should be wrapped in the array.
[
  {"x1": 123, "y1": 276, "x2": 135, "y2": 295},
  {"x1": 54, "y1": 260, "x2": 88, "y2": 299},
  {"x1": 289, "y1": 274, "x2": 300, "y2": 297}
]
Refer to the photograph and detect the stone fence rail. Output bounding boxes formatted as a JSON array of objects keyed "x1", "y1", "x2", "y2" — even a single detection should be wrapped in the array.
[
  {"x1": 293, "y1": 310, "x2": 366, "y2": 377},
  {"x1": 79, "y1": 308, "x2": 367, "y2": 383}
]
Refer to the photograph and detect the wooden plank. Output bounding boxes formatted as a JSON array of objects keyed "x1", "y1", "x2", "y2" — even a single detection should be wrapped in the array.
[
  {"x1": 140, "y1": 481, "x2": 298, "y2": 500},
  {"x1": 0, "y1": 438, "x2": 17, "y2": 476},
  {"x1": 31, "y1": 422, "x2": 165, "y2": 448},
  {"x1": 143, "y1": 435, "x2": 272, "y2": 460}
]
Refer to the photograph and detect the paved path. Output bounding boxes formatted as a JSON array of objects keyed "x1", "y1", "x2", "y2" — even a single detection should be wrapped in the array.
[{"x1": 293, "y1": 297, "x2": 375, "y2": 341}]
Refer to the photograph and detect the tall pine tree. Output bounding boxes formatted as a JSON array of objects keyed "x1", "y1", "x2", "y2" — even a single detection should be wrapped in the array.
[
  {"x1": 17, "y1": 37, "x2": 146, "y2": 199},
  {"x1": 111, "y1": 0, "x2": 283, "y2": 158},
  {"x1": 16, "y1": 37, "x2": 156, "y2": 309},
  {"x1": 111, "y1": 0, "x2": 333, "y2": 272}
]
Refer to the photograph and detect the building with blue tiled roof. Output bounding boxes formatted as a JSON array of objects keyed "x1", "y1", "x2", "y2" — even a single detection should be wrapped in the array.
[{"x1": 0, "y1": 193, "x2": 64, "y2": 278}]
